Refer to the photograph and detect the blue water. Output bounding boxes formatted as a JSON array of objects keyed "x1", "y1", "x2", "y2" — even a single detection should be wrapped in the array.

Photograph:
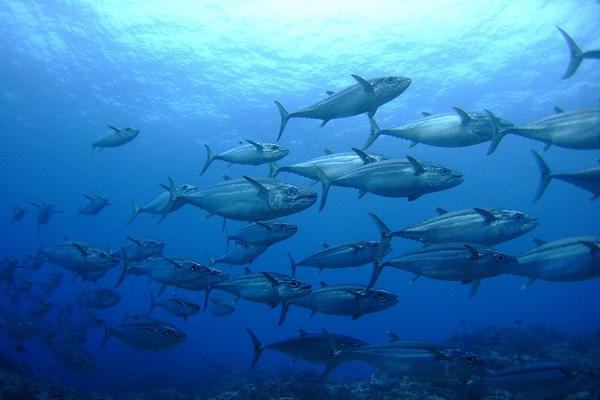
[{"x1": 1, "y1": 0, "x2": 599, "y2": 394}]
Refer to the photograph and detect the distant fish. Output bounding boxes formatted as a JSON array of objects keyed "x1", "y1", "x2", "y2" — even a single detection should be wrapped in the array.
[
  {"x1": 226, "y1": 220, "x2": 297, "y2": 249},
  {"x1": 41, "y1": 241, "x2": 120, "y2": 274},
  {"x1": 127, "y1": 180, "x2": 194, "y2": 225},
  {"x1": 200, "y1": 140, "x2": 289, "y2": 175},
  {"x1": 530, "y1": 149, "x2": 600, "y2": 202},
  {"x1": 0, "y1": 313, "x2": 40, "y2": 341},
  {"x1": 274, "y1": 75, "x2": 411, "y2": 141},
  {"x1": 556, "y1": 26, "x2": 600, "y2": 79},
  {"x1": 9, "y1": 204, "x2": 26, "y2": 225},
  {"x1": 147, "y1": 291, "x2": 201, "y2": 322},
  {"x1": 115, "y1": 237, "x2": 164, "y2": 262},
  {"x1": 29, "y1": 201, "x2": 64, "y2": 234},
  {"x1": 78, "y1": 194, "x2": 110, "y2": 219},
  {"x1": 208, "y1": 241, "x2": 268, "y2": 266},
  {"x1": 77, "y1": 288, "x2": 121, "y2": 310},
  {"x1": 0, "y1": 257, "x2": 18, "y2": 284},
  {"x1": 45, "y1": 341, "x2": 96, "y2": 372},
  {"x1": 102, "y1": 315, "x2": 185, "y2": 351},
  {"x1": 92, "y1": 125, "x2": 139, "y2": 150},
  {"x1": 207, "y1": 298, "x2": 235, "y2": 317}
]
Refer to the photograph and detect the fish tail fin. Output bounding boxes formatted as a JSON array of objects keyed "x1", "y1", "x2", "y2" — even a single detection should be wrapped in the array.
[
  {"x1": 274, "y1": 101, "x2": 290, "y2": 142},
  {"x1": 114, "y1": 248, "x2": 131, "y2": 288},
  {"x1": 286, "y1": 252, "x2": 297, "y2": 277},
  {"x1": 530, "y1": 149, "x2": 553, "y2": 202},
  {"x1": 199, "y1": 144, "x2": 216, "y2": 176},
  {"x1": 278, "y1": 302, "x2": 289, "y2": 326},
  {"x1": 127, "y1": 199, "x2": 140, "y2": 225},
  {"x1": 203, "y1": 287, "x2": 212, "y2": 311},
  {"x1": 484, "y1": 109, "x2": 506, "y2": 155},
  {"x1": 556, "y1": 26, "x2": 584, "y2": 79},
  {"x1": 314, "y1": 167, "x2": 331, "y2": 212},
  {"x1": 147, "y1": 290, "x2": 157, "y2": 315},
  {"x1": 101, "y1": 320, "x2": 111, "y2": 347},
  {"x1": 363, "y1": 115, "x2": 382, "y2": 150},
  {"x1": 367, "y1": 261, "x2": 385, "y2": 289},
  {"x1": 268, "y1": 162, "x2": 279, "y2": 178},
  {"x1": 246, "y1": 328, "x2": 264, "y2": 369},
  {"x1": 157, "y1": 177, "x2": 176, "y2": 224}
]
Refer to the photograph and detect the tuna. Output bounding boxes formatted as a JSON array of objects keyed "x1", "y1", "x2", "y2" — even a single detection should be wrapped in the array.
[
  {"x1": 92, "y1": 126, "x2": 139, "y2": 150},
  {"x1": 102, "y1": 315, "x2": 186, "y2": 351},
  {"x1": 147, "y1": 291, "x2": 201, "y2": 322},
  {"x1": 392, "y1": 207, "x2": 538, "y2": 246},
  {"x1": 488, "y1": 109, "x2": 600, "y2": 154},
  {"x1": 208, "y1": 241, "x2": 268, "y2": 266},
  {"x1": 318, "y1": 156, "x2": 463, "y2": 211},
  {"x1": 531, "y1": 149, "x2": 600, "y2": 202},
  {"x1": 207, "y1": 298, "x2": 235, "y2": 317},
  {"x1": 275, "y1": 75, "x2": 411, "y2": 141},
  {"x1": 77, "y1": 288, "x2": 121, "y2": 309},
  {"x1": 127, "y1": 180, "x2": 194, "y2": 225},
  {"x1": 226, "y1": 220, "x2": 297, "y2": 249},
  {"x1": 378, "y1": 243, "x2": 517, "y2": 297},
  {"x1": 511, "y1": 236, "x2": 600, "y2": 287},
  {"x1": 41, "y1": 241, "x2": 120, "y2": 274},
  {"x1": 364, "y1": 108, "x2": 512, "y2": 149},
  {"x1": 45, "y1": 341, "x2": 96, "y2": 372},
  {"x1": 200, "y1": 140, "x2": 289, "y2": 175},
  {"x1": 115, "y1": 237, "x2": 165, "y2": 261},
  {"x1": 29, "y1": 201, "x2": 64, "y2": 234},
  {"x1": 557, "y1": 26, "x2": 600, "y2": 79},
  {"x1": 9, "y1": 204, "x2": 26, "y2": 225},
  {"x1": 78, "y1": 194, "x2": 110, "y2": 218}
]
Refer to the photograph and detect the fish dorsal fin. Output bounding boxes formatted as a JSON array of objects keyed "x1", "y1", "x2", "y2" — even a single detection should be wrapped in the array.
[
  {"x1": 579, "y1": 241, "x2": 600, "y2": 254},
  {"x1": 406, "y1": 156, "x2": 425, "y2": 175},
  {"x1": 421, "y1": 111, "x2": 432, "y2": 117},
  {"x1": 261, "y1": 272, "x2": 279, "y2": 287},
  {"x1": 244, "y1": 267, "x2": 253, "y2": 274},
  {"x1": 243, "y1": 176, "x2": 268, "y2": 199},
  {"x1": 435, "y1": 207, "x2": 448, "y2": 215},
  {"x1": 127, "y1": 237, "x2": 142, "y2": 246},
  {"x1": 107, "y1": 125, "x2": 120, "y2": 132},
  {"x1": 453, "y1": 107, "x2": 471, "y2": 125},
  {"x1": 323, "y1": 148, "x2": 334, "y2": 155},
  {"x1": 464, "y1": 244, "x2": 480, "y2": 260},
  {"x1": 386, "y1": 331, "x2": 400, "y2": 341},
  {"x1": 553, "y1": 106, "x2": 564, "y2": 114},
  {"x1": 298, "y1": 329, "x2": 308, "y2": 336},
  {"x1": 326, "y1": 91, "x2": 334, "y2": 95},
  {"x1": 351, "y1": 74, "x2": 373, "y2": 93},
  {"x1": 322, "y1": 243, "x2": 330, "y2": 248},
  {"x1": 72, "y1": 243, "x2": 88, "y2": 258},
  {"x1": 246, "y1": 139, "x2": 264, "y2": 151},
  {"x1": 319, "y1": 281, "x2": 328, "y2": 287},
  {"x1": 473, "y1": 208, "x2": 496, "y2": 224},
  {"x1": 222, "y1": 175, "x2": 232, "y2": 181},
  {"x1": 352, "y1": 147, "x2": 375, "y2": 164},
  {"x1": 533, "y1": 239, "x2": 547, "y2": 247}
]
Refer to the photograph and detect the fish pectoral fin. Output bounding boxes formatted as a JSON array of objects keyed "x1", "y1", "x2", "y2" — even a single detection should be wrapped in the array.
[
  {"x1": 452, "y1": 107, "x2": 472, "y2": 125},
  {"x1": 473, "y1": 208, "x2": 496, "y2": 224},
  {"x1": 542, "y1": 142, "x2": 552, "y2": 152},
  {"x1": 468, "y1": 280, "x2": 481, "y2": 298},
  {"x1": 322, "y1": 243, "x2": 330, "y2": 248},
  {"x1": 320, "y1": 120, "x2": 330, "y2": 128},
  {"x1": 351, "y1": 74, "x2": 374, "y2": 93},
  {"x1": 107, "y1": 125, "x2": 120, "y2": 132},
  {"x1": 578, "y1": 240, "x2": 600, "y2": 255},
  {"x1": 421, "y1": 111, "x2": 432, "y2": 117},
  {"x1": 308, "y1": 310, "x2": 318, "y2": 318},
  {"x1": 522, "y1": 278, "x2": 536, "y2": 290},
  {"x1": 409, "y1": 141, "x2": 418, "y2": 148},
  {"x1": 464, "y1": 244, "x2": 480, "y2": 260},
  {"x1": 533, "y1": 238, "x2": 547, "y2": 247},
  {"x1": 245, "y1": 139, "x2": 264, "y2": 151},
  {"x1": 261, "y1": 272, "x2": 280, "y2": 287},
  {"x1": 409, "y1": 274, "x2": 421, "y2": 284},
  {"x1": 407, "y1": 195, "x2": 421, "y2": 201},
  {"x1": 351, "y1": 314, "x2": 362, "y2": 320},
  {"x1": 406, "y1": 156, "x2": 425, "y2": 175},
  {"x1": 323, "y1": 148, "x2": 334, "y2": 155},
  {"x1": 434, "y1": 207, "x2": 448, "y2": 215},
  {"x1": 298, "y1": 328, "x2": 307, "y2": 336},
  {"x1": 243, "y1": 176, "x2": 269, "y2": 199},
  {"x1": 72, "y1": 243, "x2": 88, "y2": 258},
  {"x1": 325, "y1": 90, "x2": 334, "y2": 95},
  {"x1": 358, "y1": 190, "x2": 367, "y2": 199}
]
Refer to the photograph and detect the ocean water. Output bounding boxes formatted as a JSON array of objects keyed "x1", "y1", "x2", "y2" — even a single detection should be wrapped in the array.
[{"x1": 0, "y1": 0, "x2": 599, "y2": 398}]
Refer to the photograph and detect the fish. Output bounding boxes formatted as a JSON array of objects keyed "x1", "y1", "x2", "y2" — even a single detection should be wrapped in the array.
[
  {"x1": 556, "y1": 26, "x2": 600, "y2": 79},
  {"x1": 102, "y1": 315, "x2": 186, "y2": 351},
  {"x1": 28, "y1": 201, "x2": 64, "y2": 234},
  {"x1": 246, "y1": 328, "x2": 367, "y2": 372},
  {"x1": 530, "y1": 149, "x2": 600, "y2": 202},
  {"x1": 0, "y1": 312, "x2": 40, "y2": 341},
  {"x1": 378, "y1": 243, "x2": 517, "y2": 297},
  {"x1": 40, "y1": 271, "x2": 63, "y2": 293},
  {"x1": 9, "y1": 204, "x2": 26, "y2": 225},
  {"x1": 364, "y1": 107, "x2": 512, "y2": 149},
  {"x1": 467, "y1": 362, "x2": 600, "y2": 399},
  {"x1": 200, "y1": 140, "x2": 289, "y2": 175},
  {"x1": 92, "y1": 125, "x2": 139, "y2": 149},
  {"x1": 207, "y1": 298, "x2": 235, "y2": 317},
  {"x1": 391, "y1": 207, "x2": 538, "y2": 246},
  {"x1": 317, "y1": 156, "x2": 463, "y2": 211},
  {"x1": 45, "y1": 341, "x2": 96, "y2": 372},
  {"x1": 205, "y1": 268, "x2": 311, "y2": 312},
  {"x1": 280, "y1": 283, "x2": 398, "y2": 325},
  {"x1": 127, "y1": 180, "x2": 194, "y2": 225},
  {"x1": 22, "y1": 252, "x2": 45, "y2": 270},
  {"x1": 511, "y1": 236, "x2": 600, "y2": 288},
  {"x1": 41, "y1": 241, "x2": 120, "y2": 274},
  {"x1": 208, "y1": 241, "x2": 268, "y2": 266},
  {"x1": 176, "y1": 176, "x2": 317, "y2": 221},
  {"x1": 488, "y1": 109, "x2": 600, "y2": 154},
  {"x1": 0, "y1": 257, "x2": 17, "y2": 284},
  {"x1": 115, "y1": 237, "x2": 165, "y2": 261},
  {"x1": 226, "y1": 220, "x2": 297, "y2": 249},
  {"x1": 275, "y1": 75, "x2": 411, "y2": 141},
  {"x1": 23, "y1": 296, "x2": 54, "y2": 317},
  {"x1": 77, "y1": 270, "x2": 107, "y2": 284},
  {"x1": 272, "y1": 148, "x2": 388, "y2": 183},
  {"x1": 287, "y1": 213, "x2": 392, "y2": 282},
  {"x1": 78, "y1": 194, "x2": 110, "y2": 218},
  {"x1": 77, "y1": 288, "x2": 121, "y2": 309},
  {"x1": 147, "y1": 291, "x2": 201, "y2": 322}
]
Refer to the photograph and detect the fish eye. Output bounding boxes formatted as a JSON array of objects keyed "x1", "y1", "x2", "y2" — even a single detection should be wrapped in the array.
[
  {"x1": 384, "y1": 77, "x2": 396, "y2": 84},
  {"x1": 191, "y1": 264, "x2": 199, "y2": 271},
  {"x1": 270, "y1": 145, "x2": 279, "y2": 150},
  {"x1": 287, "y1": 187, "x2": 297, "y2": 196},
  {"x1": 441, "y1": 168, "x2": 450, "y2": 175},
  {"x1": 496, "y1": 254, "x2": 506, "y2": 262},
  {"x1": 376, "y1": 291, "x2": 386, "y2": 300},
  {"x1": 512, "y1": 213, "x2": 523, "y2": 221},
  {"x1": 99, "y1": 252, "x2": 107, "y2": 259},
  {"x1": 278, "y1": 223, "x2": 287, "y2": 229},
  {"x1": 373, "y1": 242, "x2": 379, "y2": 248},
  {"x1": 353, "y1": 343, "x2": 361, "y2": 348},
  {"x1": 165, "y1": 328, "x2": 175, "y2": 336},
  {"x1": 289, "y1": 280, "x2": 299, "y2": 288},
  {"x1": 465, "y1": 354, "x2": 475, "y2": 364}
]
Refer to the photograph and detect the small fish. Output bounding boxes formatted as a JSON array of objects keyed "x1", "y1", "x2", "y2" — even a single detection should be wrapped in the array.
[
  {"x1": 0, "y1": 257, "x2": 18, "y2": 284},
  {"x1": 116, "y1": 237, "x2": 165, "y2": 262},
  {"x1": 226, "y1": 220, "x2": 297, "y2": 249},
  {"x1": 22, "y1": 252, "x2": 45, "y2": 270},
  {"x1": 208, "y1": 241, "x2": 268, "y2": 266},
  {"x1": 28, "y1": 201, "x2": 64, "y2": 234},
  {"x1": 45, "y1": 341, "x2": 96, "y2": 372},
  {"x1": 9, "y1": 204, "x2": 27, "y2": 225},
  {"x1": 275, "y1": 75, "x2": 411, "y2": 141},
  {"x1": 127, "y1": 180, "x2": 194, "y2": 225},
  {"x1": 200, "y1": 140, "x2": 289, "y2": 175},
  {"x1": 556, "y1": 26, "x2": 600, "y2": 79},
  {"x1": 78, "y1": 194, "x2": 110, "y2": 219},
  {"x1": 102, "y1": 315, "x2": 186, "y2": 351},
  {"x1": 147, "y1": 291, "x2": 201, "y2": 322},
  {"x1": 92, "y1": 125, "x2": 139, "y2": 150},
  {"x1": 207, "y1": 298, "x2": 235, "y2": 317},
  {"x1": 41, "y1": 241, "x2": 120, "y2": 274},
  {"x1": 77, "y1": 288, "x2": 121, "y2": 309},
  {"x1": 0, "y1": 312, "x2": 40, "y2": 341},
  {"x1": 531, "y1": 149, "x2": 600, "y2": 202}
]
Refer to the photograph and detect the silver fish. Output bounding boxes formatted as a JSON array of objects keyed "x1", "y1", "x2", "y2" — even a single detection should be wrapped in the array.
[
  {"x1": 77, "y1": 288, "x2": 121, "y2": 309},
  {"x1": 364, "y1": 107, "x2": 512, "y2": 149},
  {"x1": 92, "y1": 125, "x2": 139, "y2": 149},
  {"x1": 318, "y1": 156, "x2": 463, "y2": 211},
  {"x1": 200, "y1": 140, "x2": 289, "y2": 175},
  {"x1": 275, "y1": 75, "x2": 411, "y2": 141},
  {"x1": 531, "y1": 149, "x2": 600, "y2": 202},
  {"x1": 29, "y1": 201, "x2": 64, "y2": 234},
  {"x1": 512, "y1": 236, "x2": 600, "y2": 288},
  {"x1": 280, "y1": 283, "x2": 398, "y2": 325},
  {"x1": 488, "y1": 109, "x2": 600, "y2": 154},
  {"x1": 78, "y1": 194, "x2": 110, "y2": 218},
  {"x1": 209, "y1": 241, "x2": 268, "y2": 266},
  {"x1": 557, "y1": 26, "x2": 600, "y2": 79},
  {"x1": 102, "y1": 315, "x2": 186, "y2": 351},
  {"x1": 392, "y1": 207, "x2": 538, "y2": 246},
  {"x1": 127, "y1": 181, "x2": 194, "y2": 225},
  {"x1": 115, "y1": 237, "x2": 165, "y2": 261},
  {"x1": 226, "y1": 220, "x2": 297, "y2": 248},
  {"x1": 41, "y1": 241, "x2": 119, "y2": 274},
  {"x1": 379, "y1": 243, "x2": 517, "y2": 297},
  {"x1": 147, "y1": 291, "x2": 201, "y2": 322},
  {"x1": 207, "y1": 298, "x2": 235, "y2": 317},
  {"x1": 177, "y1": 176, "x2": 317, "y2": 221}
]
